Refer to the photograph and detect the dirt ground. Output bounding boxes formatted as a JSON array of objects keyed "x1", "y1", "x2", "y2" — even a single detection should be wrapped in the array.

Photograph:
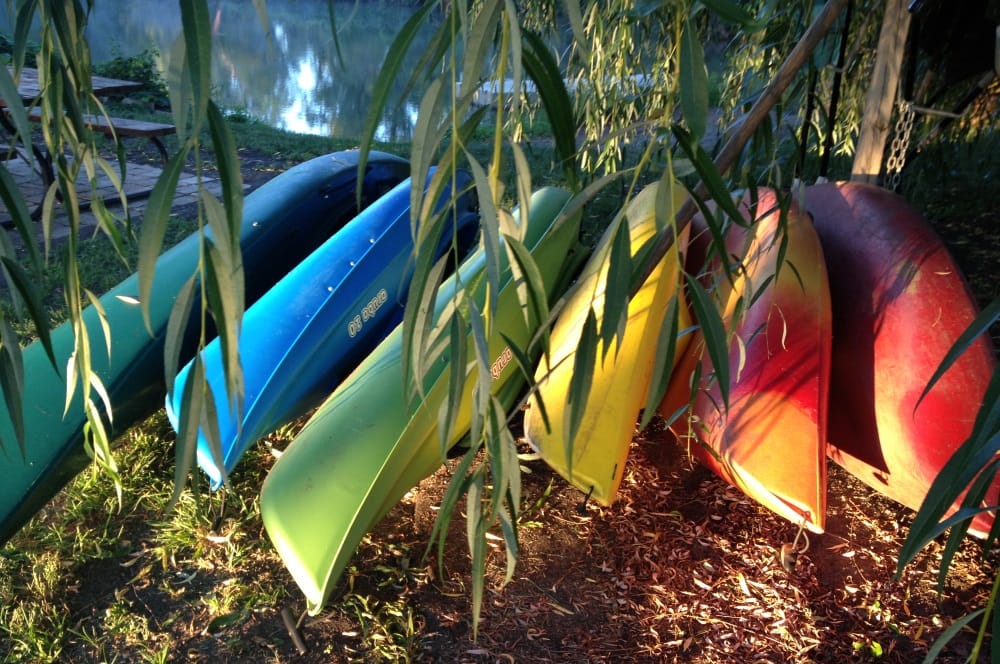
[{"x1": 28, "y1": 145, "x2": 1000, "y2": 662}]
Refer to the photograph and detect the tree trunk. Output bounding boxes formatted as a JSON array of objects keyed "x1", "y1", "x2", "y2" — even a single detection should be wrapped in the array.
[{"x1": 851, "y1": 0, "x2": 911, "y2": 184}]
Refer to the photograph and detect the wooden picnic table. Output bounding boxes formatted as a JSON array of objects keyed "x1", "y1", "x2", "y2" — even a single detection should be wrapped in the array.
[
  {"x1": 9, "y1": 66, "x2": 144, "y2": 102},
  {"x1": 1, "y1": 67, "x2": 176, "y2": 219}
]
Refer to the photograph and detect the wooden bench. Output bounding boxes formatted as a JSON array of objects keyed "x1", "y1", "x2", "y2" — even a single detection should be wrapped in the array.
[{"x1": 26, "y1": 108, "x2": 175, "y2": 164}]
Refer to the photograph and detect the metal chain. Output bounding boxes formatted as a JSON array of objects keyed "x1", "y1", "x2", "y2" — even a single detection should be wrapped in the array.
[{"x1": 884, "y1": 100, "x2": 915, "y2": 192}]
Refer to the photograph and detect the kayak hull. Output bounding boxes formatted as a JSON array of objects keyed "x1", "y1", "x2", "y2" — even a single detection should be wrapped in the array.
[
  {"x1": 804, "y1": 182, "x2": 998, "y2": 536},
  {"x1": 663, "y1": 189, "x2": 831, "y2": 533},
  {"x1": 524, "y1": 181, "x2": 691, "y2": 505},
  {"x1": 166, "y1": 173, "x2": 478, "y2": 487},
  {"x1": 0, "y1": 150, "x2": 409, "y2": 544},
  {"x1": 261, "y1": 188, "x2": 586, "y2": 613}
]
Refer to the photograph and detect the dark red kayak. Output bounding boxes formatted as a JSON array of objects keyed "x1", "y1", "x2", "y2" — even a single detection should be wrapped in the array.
[{"x1": 804, "y1": 181, "x2": 997, "y2": 537}]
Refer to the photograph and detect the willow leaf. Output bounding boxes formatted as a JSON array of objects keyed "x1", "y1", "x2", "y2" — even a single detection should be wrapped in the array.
[
  {"x1": 357, "y1": 2, "x2": 435, "y2": 202},
  {"x1": 504, "y1": 234, "x2": 549, "y2": 335},
  {"x1": 402, "y1": 252, "x2": 449, "y2": 404},
  {"x1": 461, "y1": 0, "x2": 502, "y2": 101},
  {"x1": 510, "y1": 142, "x2": 532, "y2": 229},
  {"x1": 565, "y1": 309, "x2": 598, "y2": 476},
  {"x1": 463, "y1": 151, "x2": 501, "y2": 319},
  {"x1": 206, "y1": 101, "x2": 244, "y2": 238},
  {"x1": 171, "y1": 355, "x2": 204, "y2": 508},
  {"x1": 562, "y1": 0, "x2": 588, "y2": 57},
  {"x1": 0, "y1": 69, "x2": 32, "y2": 168},
  {"x1": 410, "y1": 77, "x2": 446, "y2": 224},
  {"x1": 466, "y1": 470, "x2": 486, "y2": 638},
  {"x1": 0, "y1": 319, "x2": 25, "y2": 454},
  {"x1": 686, "y1": 273, "x2": 730, "y2": 409},
  {"x1": 680, "y1": 15, "x2": 709, "y2": 142},
  {"x1": 921, "y1": 609, "x2": 986, "y2": 664},
  {"x1": 12, "y1": 3, "x2": 35, "y2": 72},
  {"x1": 137, "y1": 148, "x2": 189, "y2": 333},
  {"x1": 640, "y1": 295, "x2": 681, "y2": 429},
  {"x1": 427, "y1": 445, "x2": 479, "y2": 577},
  {"x1": 917, "y1": 296, "x2": 1000, "y2": 412},
  {"x1": 0, "y1": 166, "x2": 38, "y2": 268},
  {"x1": 522, "y1": 28, "x2": 577, "y2": 188},
  {"x1": 179, "y1": 0, "x2": 212, "y2": 133},
  {"x1": 438, "y1": 312, "x2": 468, "y2": 456},
  {"x1": 700, "y1": 0, "x2": 764, "y2": 29},
  {"x1": 673, "y1": 125, "x2": 745, "y2": 227},
  {"x1": 601, "y1": 218, "x2": 632, "y2": 360},
  {"x1": 202, "y1": 226, "x2": 245, "y2": 416},
  {"x1": 1, "y1": 257, "x2": 55, "y2": 369},
  {"x1": 325, "y1": 0, "x2": 345, "y2": 70},
  {"x1": 164, "y1": 275, "x2": 198, "y2": 402}
]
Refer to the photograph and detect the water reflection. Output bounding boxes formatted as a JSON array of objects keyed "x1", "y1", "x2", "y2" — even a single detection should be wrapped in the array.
[{"x1": 2, "y1": 0, "x2": 435, "y2": 140}]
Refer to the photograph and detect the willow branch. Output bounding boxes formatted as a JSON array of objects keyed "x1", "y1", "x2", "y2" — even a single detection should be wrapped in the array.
[{"x1": 634, "y1": 0, "x2": 851, "y2": 292}]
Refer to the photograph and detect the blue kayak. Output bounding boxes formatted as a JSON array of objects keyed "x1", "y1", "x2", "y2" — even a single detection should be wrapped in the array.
[
  {"x1": 0, "y1": 150, "x2": 410, "y2": 545},
  {"x1": 166, "y1": 172, "x2": 479, "y2": 488}
]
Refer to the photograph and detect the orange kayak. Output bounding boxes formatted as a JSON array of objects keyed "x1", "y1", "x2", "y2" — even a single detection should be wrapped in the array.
[
  {"x1": 804, "y1": 182, "x2": 998, "y2": 537},
  {"x1": 662, "y1": 189, "x2": 832, "y2": 533}
]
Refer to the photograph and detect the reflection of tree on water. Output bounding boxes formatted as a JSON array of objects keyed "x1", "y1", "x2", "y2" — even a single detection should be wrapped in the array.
[
  {"x1": 207, "y1": 0, "x2": 434, "y2": 139},
  {"x1": 0, "y1": 0, "x2": 435, "y2": 139}
]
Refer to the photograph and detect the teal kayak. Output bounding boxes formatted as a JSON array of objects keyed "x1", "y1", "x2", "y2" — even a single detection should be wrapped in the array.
[
  {"x1": 0, "y1": 150, "x2": 409, "y2": 544},
  {"x1": 166, "y1": 172, "x2": 478, "y2": 488},
  {"x1": 260, "y1": 187, "x2": 586, "y2": 613}
]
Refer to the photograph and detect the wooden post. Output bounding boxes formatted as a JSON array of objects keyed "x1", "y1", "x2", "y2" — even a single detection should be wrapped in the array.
[{"x1": 851, "y1": 0, "x2": 912, "y2": 184}]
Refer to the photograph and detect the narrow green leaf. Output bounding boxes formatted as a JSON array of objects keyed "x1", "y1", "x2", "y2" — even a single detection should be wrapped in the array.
[
  {"x1": 179, "y1": 0, "x2": 212, "y2": 132},
  {"x1": 325, "y1": 0, "x2": 345, "y2": 70},
  {"x1": 921, "y1": 609, "x2": 986, "y2": 664},
  {"x1": 438, "y1": 312, "x2": 468, "y2": 456},
  {"x1": 1, "y1": 257, "x2": 56, "y2": 369},
  {"x1": 562, "y1": 0, "x2": 588, "y2": 57},
  {"x1": 137, "y1": 147, "x2": 189, "y2": 333},
  {"x1": 679, "y1": 15, "x2": 709, "y2": 141},
  {"x1": 206, "y1": 101, "x2": 244, "y2": 238},
  {"x1": 601, "y1": 218, "x2": 632, "y2": 359},
  {"x1": 504, "y1": 234, "x2": 550, "y2": 334},
  {"x1": 12, "y1": 3, "x2": 35, "y2": 72},
  {"x1": 673, "y1": 125, "x2": 746, "y2": 228},
  {"x1": 427, "y1": 446, "x2": 479, "y2": 577},
  {"x1": 700, "y1": 0, "x2": 764, "y2": 29},
  {"x1": 641, "y1": 295, "x2": 682, "y2": 429},
  {"x1": 356, "y1": 2, "x2": 436, "y2": 202},
  {"x1": 565, "y1": 309, "x2": 599, "y2": 475},
  {"x1": 463, "y1": 155, "x2": 501, "y2": 320},
  {"x1": 171, "y1": 355, "x2": 205, "y2": 508},
  {"x1": 164, "y1": 275, "x2": 198, "y2": 402},
  {"x1": 917, "y1": 296, "x2": 1000, "y2": 412},
  {"x1": 522, "y1": 29, "x2": 578, "y2": 188},
  {"x1": 460, "y1": 0, "x2": 502, "y2": 100},
  {"x1": 0, "y1": 318, "x2": 25, "y2": 455},
  {"x1": 466, "y1": 470, "x2": 485, "y2": 637},
  {"x1": 403, "y1": 251, "x2": 449, "y2": 404},
  {"x1": 0, "y1": 68, "x2": 33, "y2": 168},
  {"x1": 686, "y1": 274, "x2": 730, "y2": 409}
]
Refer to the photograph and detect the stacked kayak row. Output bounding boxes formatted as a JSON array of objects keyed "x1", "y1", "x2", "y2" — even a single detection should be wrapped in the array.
[
  {"x1": 0, "y1": 150, "x2": 410, "y2": 545},
  {"x1": 3, "y1": 159, "x2": 994, "y2": 617},
  {"x1": 539, "y1": 181, "x2": 995, "y2": 540}
]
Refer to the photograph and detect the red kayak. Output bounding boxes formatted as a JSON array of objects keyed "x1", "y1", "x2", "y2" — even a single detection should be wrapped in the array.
[{"x1": 804, "y1": 182, "x2": 997, "y2": 537}]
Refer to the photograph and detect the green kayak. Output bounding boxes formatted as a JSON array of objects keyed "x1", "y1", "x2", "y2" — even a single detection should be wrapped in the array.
[
  {"x1": 260, "y1": 187, "x2": 586, "y2": 613},
  {"x1": 0, "y1": 150, "x2": 409, "y2": 544}
]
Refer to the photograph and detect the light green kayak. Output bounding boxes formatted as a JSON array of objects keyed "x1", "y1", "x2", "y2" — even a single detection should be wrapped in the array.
[{"x1": 260, "y1": 187, "x2": 585, "y2": 613}]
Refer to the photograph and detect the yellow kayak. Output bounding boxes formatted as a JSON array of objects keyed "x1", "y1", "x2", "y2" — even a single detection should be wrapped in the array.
[{"x1": 524, "y1": 180, "x2": 690, "y2": 504}]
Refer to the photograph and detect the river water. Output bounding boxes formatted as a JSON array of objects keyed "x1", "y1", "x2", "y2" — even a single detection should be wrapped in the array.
[{"x1": 2, "y1": 0, "x2": 435, "y2": 141}]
